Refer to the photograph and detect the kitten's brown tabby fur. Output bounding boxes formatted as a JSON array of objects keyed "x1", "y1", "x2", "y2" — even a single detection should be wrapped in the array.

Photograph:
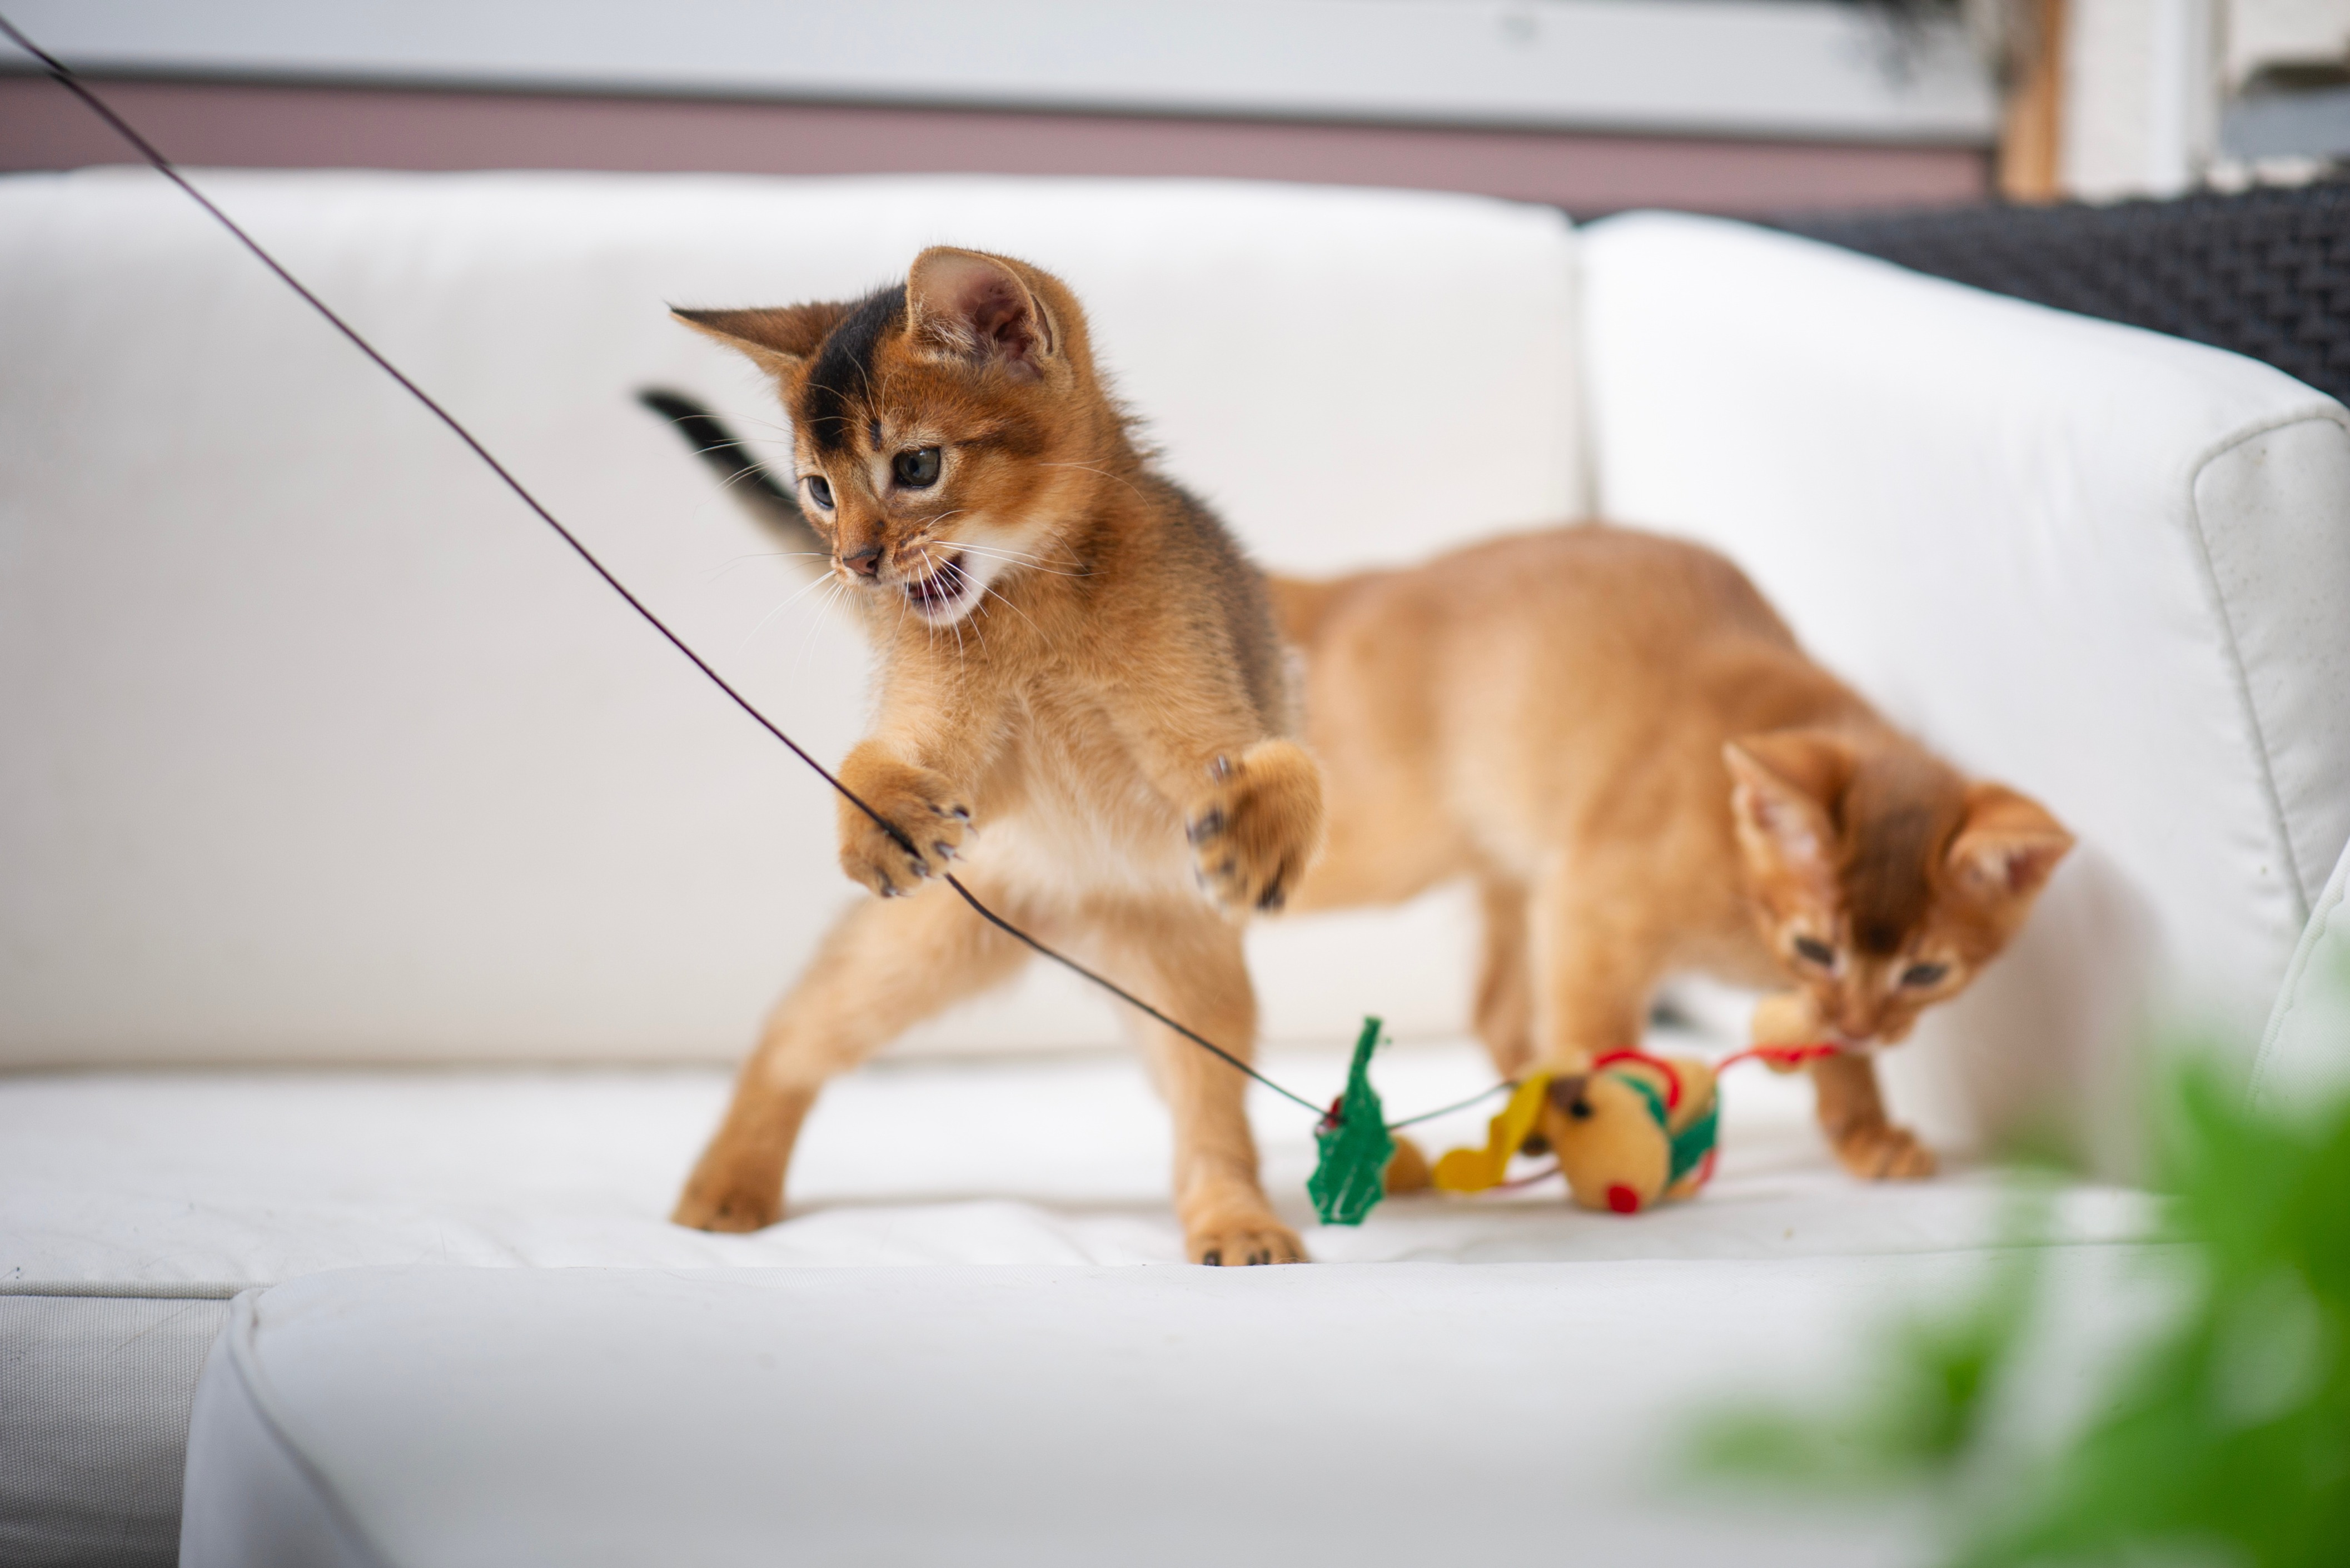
[
  {"x1": 670, "y1": 249, "x2": 1323, "y2": 1264},
  {"x1": 1272, "y1": 525, "x2": 2073, "y2": 1179}
]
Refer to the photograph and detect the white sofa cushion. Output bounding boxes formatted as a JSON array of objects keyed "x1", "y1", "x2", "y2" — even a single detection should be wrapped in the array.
[
  {"x1": 1581, "y1": 212, "x2": 2350, "y2": 1164},
  {"x1": 177, "y1": 1250, "x2": 2159, "y2": 1568},
  {"x1": 0, "y1": 1040, "x2": 2154, "y2": 1290},
  {"x1": 0, "y1": 170, "x2": 1581, "y2": 1068},
  {"x1": 3, "y1": 1038, "x2": 2152, "y2": 1565}
]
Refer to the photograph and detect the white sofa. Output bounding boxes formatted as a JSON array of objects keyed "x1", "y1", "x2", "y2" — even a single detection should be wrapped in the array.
[{"x1": 2, "y1": 170, "x2": 2343, "y2": 1566}]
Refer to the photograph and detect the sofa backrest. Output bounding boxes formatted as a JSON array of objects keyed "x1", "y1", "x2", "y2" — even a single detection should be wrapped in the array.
[
  {"x1": 1582, "y1": 212, "x2": 2350, "y2": 1166},
  {"x1": 0, "y1": 170, "x2": 1582, "y2": 1066}
]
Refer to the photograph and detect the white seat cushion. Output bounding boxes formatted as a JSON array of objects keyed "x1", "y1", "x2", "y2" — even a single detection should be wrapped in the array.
[
  {"x1": 1, "y1": 1039, "x2": 2154, "y2": 1290},
  {"x1": 2, "y1": 1039, "x2": 2158, "y2": 1564},
  {"x1": 179, "y1": 1249, "x2": 2160, "y2": 1567}
]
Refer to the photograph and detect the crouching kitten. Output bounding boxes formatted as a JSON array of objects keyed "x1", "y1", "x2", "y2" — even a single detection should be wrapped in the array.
[
  {"x1": 670, "y1": 249, "x2": 1323, "y2": 1264},
  {"x1": 1273, "y1": 524, "x2": 2072, "y2": 1179}
]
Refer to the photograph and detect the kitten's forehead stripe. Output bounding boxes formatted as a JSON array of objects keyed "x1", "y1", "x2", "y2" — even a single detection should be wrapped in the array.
[
  {"x1": 803, "y1": 283, "x2": 907, "y2": 452},
  {"x1": 1840, "y1": 755, "x2": 1964, "y2": 956}
]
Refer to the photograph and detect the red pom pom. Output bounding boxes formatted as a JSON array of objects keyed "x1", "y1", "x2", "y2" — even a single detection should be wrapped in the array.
[{"x1": 1606, "y1": 1183, "x2": 1641, "y2": 1214}]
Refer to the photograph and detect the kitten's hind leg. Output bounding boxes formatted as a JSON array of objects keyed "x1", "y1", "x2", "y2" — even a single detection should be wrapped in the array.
[
  {"x1": 672, "y1": 879, "x2": 1029, "y2": 1232},
  {"x1": 1472, "y1": 875, "x2": 1536, "y2": 1078},
  {"x1": 1099, "y1": 905, "x2": 1304, "y2": 1266},
  {"x1": 1809, "y1": 1052, "x2": 1936, "y2": 1179}
]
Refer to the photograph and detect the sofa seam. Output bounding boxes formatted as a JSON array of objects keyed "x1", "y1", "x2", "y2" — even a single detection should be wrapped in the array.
[
  {"x1": 2180, "y1": 403, "x2": 2350, "y2": 932},
  {"x1": 218, "y1": 1290, "x2": 399, "y2": 1568},
  {"x1": 2249, "y1": 837, "x2": 2350, "y2": 1106}
]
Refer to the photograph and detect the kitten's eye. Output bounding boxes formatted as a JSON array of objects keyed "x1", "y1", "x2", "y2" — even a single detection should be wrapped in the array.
[
  {"x1": 893, "y1": 447, "x2": 942, "y2": 489},
  {"x1": 803, "y1": 474, "x2": 835, "y2": 511},
  {"x1": 1901, "y1": 962, "x2": 1949, "y2": 988},
  {"x1": 1792, "y1": 935, "x2": 1835, "y2": 968}
]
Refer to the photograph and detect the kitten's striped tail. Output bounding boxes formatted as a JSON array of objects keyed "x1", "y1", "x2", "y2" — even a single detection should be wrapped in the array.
[{"x1": 636, "y1": 388, "x2": 825, "y2": 565}]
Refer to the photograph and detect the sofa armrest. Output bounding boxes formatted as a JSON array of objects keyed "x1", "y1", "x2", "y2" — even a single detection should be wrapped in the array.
[{"x1": 1581, "y1": 212, "x2": 2350, "y2": 1161}]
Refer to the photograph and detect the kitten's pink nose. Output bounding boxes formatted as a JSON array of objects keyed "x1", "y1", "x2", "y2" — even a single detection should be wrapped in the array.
[{"x1": 842, "y1": 545, "x2": 883, "y2": 579}]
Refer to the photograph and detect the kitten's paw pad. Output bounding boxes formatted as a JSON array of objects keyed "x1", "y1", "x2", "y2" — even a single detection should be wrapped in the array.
[
  {"x1": 837, "y1": 761, "x2": 972, "y2": 898},
  {"x1": 671, "y1": 1173, "x2": 784, "y2": 1233},
  {"x1": 1834, "y1": 1123, "x2": 1938, "y2": 1181},
  {"x1": 1184, "y1": 741, "x2": 1325, "y2": 916},
  {"x1": 1188, "y1": 1217, "x2": 1308, "y2": 1266}
]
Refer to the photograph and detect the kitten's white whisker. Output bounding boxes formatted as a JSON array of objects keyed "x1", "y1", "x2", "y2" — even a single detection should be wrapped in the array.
[
  {"x1": 792, "y1": 576, "x2": 850, "y2": 677},
  {"x1": 979, "y1": 581, "x2": 1046, "y2": 641},
  {"x1": 1037, "y1": 460, "x2": 1146, "y2": 502},
  {"x1": 953, "y1": 542, "x2": 1088, "y2": 579},
  {"x1": 739, "y1": 564, "x2": 850, "y2": 651},
  {"x1": 699, "y1": 549, "x2": 828, "y2": 583}
]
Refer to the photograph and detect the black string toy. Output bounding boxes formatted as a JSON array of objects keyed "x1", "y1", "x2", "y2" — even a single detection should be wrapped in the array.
[{"x1": 0, "y1": 14, "x2": 1515, "y2": 1226}]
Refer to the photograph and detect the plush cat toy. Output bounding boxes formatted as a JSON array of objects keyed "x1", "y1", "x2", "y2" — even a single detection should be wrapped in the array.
[{"x1": 1389, "y1": 1051, "x2": 1723, "y2": 1215}]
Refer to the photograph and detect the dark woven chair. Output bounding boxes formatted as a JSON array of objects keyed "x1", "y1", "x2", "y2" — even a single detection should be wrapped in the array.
[{"x1": 1779, "y1": 180, "x2": 2350, "y2": 406}]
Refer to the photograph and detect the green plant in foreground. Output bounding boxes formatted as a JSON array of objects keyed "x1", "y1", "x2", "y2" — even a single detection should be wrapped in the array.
[{"x1": 1695, "y1": 1055, "x2": 2350, "y2": 1567}]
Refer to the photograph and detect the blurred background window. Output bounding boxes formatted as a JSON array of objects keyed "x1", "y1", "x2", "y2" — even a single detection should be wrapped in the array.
[{"x1": 2, "y1": 3, "x2": 2341, "y2": 214}]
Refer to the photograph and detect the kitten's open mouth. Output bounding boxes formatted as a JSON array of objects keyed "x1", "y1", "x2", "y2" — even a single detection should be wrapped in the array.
[{"x1": 900, "y1": 552, "x2": 973, "y2": 617}]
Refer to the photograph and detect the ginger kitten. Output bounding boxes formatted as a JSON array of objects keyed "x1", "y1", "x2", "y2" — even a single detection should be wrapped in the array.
[
  {"x1": 669, "y1": 249, "x2": 1323, "y2": 1263},
  {"x1": 1273, "y1": 524, "x2": 2072, "y2": 1179}
]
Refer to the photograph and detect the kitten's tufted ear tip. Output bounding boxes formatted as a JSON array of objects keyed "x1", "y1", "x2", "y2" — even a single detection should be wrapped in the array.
[
  {"x1": 1949, "y1": 785, "x2": 2074, "y2": 899},
  {"x1": 1724, "y1": 730, "x2": 1857, "y2": 803},
  {"x1": 670, "y1": 302, "x2": 847, "y2": 379},
  {"x1": 907, "y1": 247, "x2": 1057, "y2": 376}
]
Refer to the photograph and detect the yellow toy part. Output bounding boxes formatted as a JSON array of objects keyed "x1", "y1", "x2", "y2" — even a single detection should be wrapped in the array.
[
  {"x1": 1397, "y1": 1052, "x2": 1722, "y2": 1216},
  {"x1": 1425, "y1": 1076, "x2": 1554, "y2": 1193}
]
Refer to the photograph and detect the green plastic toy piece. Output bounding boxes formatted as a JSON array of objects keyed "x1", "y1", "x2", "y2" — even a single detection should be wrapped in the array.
[{"x1": 1308, "y1": 1016, "x2": 1395, "y2": 1226}]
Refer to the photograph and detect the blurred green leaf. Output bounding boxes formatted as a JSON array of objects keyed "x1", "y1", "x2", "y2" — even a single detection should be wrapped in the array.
[{"x1": 1691, "y1": 1003, "x2": 2350, "y2": 1568}]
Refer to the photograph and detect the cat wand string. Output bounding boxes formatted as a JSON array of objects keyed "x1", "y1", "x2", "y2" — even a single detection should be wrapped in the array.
[{"x1": 0, "y1": 13, "x2": 1518, "y2": 1147}]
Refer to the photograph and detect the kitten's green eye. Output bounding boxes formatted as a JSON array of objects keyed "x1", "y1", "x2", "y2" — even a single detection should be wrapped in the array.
[
  {"x1": 1792, "y1": 935, "x2": 1835, "y2": 967},
  {"x1": 893, "y1": 447, "x2": 942, "y2": 489},
  {"x1": 1901, "y1": 962, "x2": 1949, "y2": 988},
  {"x1": 804, "y1": 474, "x2": 834, "y2": 510}
]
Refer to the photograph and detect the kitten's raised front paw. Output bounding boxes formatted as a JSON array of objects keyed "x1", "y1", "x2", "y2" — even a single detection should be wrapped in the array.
[
  {"x1": 1184, "y1": 740, "x2": 1325, "y2": 915},
  {"x1": 836, "y1": 752, "x2": 972, "y2": 898},
  {"x1": 1833, "y1": 1122, "x2": 1938, "y2": 1181},
  {"x1": 1187, "y1": 1213, "x2": 1308, "y2": 1266}
]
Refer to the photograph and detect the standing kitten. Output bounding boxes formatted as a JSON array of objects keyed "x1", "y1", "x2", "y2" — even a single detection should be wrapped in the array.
[
  {"x1": 669, "y1": 250, "x2": 1323, "y2": 1264},
  {"x1": 1273, "y1": 524, "x2": 2072, "y2": 1179}
]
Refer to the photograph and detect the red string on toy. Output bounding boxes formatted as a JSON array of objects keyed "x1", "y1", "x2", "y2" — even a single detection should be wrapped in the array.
[
  {"x1": 1714, "y1": 1042, "x2": 1845, "y2": 1073},
  {"x1": 1590, "y1": 1048, "x2": 1686, "y2": 1109}
]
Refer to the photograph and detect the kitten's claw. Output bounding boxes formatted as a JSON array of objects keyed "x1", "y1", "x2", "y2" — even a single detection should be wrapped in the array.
[
  {"x1": 1186, "y1": 1214, "x2": 1306, "y2": 1266},
  {"x1": 1183, "y1": 741, "x2": 1324, "y2": 917},
  {"x1": 835, "y1": 752, "x2": 973, "y2": 898}
]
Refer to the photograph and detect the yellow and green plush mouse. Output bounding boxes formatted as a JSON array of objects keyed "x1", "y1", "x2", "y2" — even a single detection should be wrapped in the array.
[{"x1": 1390, "y1": 1051, "x2": 1721, "y2": 1214}]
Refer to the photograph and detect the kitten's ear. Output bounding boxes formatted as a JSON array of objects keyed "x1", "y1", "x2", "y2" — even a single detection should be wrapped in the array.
[
  {"x1": 1724, "y1": 731, "x2": 1854, "y2": 900},
  {"x1": 670, "y1": 303, "x2": 850, "y2": 379},
  {"x1": 905, "y1": 247, "x2": 1056, "y2": 380},
  {"x1": 1948, "y1": 784, "x2": 2074, "y2": 900}
]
